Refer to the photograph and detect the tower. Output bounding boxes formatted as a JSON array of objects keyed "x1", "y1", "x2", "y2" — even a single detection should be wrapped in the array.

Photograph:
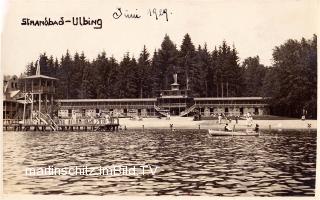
[
  {"x1": 157, "y1": 73, "x2": 192, "y2": 115},
  {"x1": 21, "y1": 63, "x2": 57, "y2": 123},
  {"x1": 171, "y1": 73, "x2": 180, "y2": 91}
]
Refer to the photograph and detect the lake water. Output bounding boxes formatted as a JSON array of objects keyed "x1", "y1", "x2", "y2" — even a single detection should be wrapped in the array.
[{"x1": 3, "y1": 130, "x2": 317, "y2": 196}]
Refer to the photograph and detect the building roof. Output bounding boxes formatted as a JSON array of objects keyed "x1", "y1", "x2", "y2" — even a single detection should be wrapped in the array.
[
  {"x1": 194, "y1": 97, "x2": 268, "y2": 101},
  {"x1": 21, "y1": 74, "x2": 58, "y2": 80},
  {"x1": 56, "y1": 97, "x2": 269, "y2": 103},
  {"x1": 56, "y1": 98, "x2": 157, "y2": 102},
  {"x1": 160, "y1": 95, "x2": 189, "y2": 99},
  {"x1": 9, "y1": 90, "x2": 20, "y2": 98},
  {"x1": 3, "y1": 99, "x2": 27, "y2": 104},
  {"x1": 159, "y1": 89, "x2": 189, "y2": 92}
]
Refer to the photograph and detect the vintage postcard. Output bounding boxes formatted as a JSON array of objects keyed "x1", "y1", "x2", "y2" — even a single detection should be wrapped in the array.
[{"x1": 1, "y1": 0, "x2": 318, "y2": 199}]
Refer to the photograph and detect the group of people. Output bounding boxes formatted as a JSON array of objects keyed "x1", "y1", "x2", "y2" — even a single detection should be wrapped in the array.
[
  {"x1": 216, "y1": 113, "x2": 241, "y2": 124},
  {"x1": 221, "y1": 112, "x2": 259, "y2": 133},
  {"x1": 224, "y1": 123, "x2": 259, "y2": 132}
]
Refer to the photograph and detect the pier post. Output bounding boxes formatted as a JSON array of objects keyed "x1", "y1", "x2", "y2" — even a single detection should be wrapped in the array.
[{"x1": 308, "y1": 123, "x2": 311, "y2": 133}]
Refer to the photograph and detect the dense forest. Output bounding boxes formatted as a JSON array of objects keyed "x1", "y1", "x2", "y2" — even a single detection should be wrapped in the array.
[{"x1": 23, "y1": 34, "x2": 317, "y2": 118}]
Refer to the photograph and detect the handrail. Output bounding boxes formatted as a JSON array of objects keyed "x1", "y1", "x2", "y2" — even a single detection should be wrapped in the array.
[
  {"x1": 154, "y1": 105, "x2": 168, "y2": 117},
  {"x1": 180, "y1": 104, "x2": 197, "y2": 117},
  {"x1": 38, "y1": 112, "x2": 58, "y2": 131}
]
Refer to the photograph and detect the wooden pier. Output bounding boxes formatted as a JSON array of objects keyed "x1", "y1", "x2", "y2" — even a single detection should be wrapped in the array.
[{"x1": 3, "y1": 118, "x2": 120, "y2": 132}]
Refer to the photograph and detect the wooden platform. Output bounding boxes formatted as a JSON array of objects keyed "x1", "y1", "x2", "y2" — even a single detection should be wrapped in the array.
[{"x1": 3, "y1": 123, "x2": 120, "y2": 132}]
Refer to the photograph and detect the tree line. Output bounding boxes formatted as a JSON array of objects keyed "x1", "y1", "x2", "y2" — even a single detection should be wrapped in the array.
[{"x1": 23, "y1": 33, "x2": 317, "y2": 118}]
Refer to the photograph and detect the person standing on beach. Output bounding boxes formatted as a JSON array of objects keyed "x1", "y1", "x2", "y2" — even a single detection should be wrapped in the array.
[
  {"x1": 245, "y1": 112, "x2": 253, "y2": 127},
  {"x1": 218, "y1": 114, "x2": 222, "y2": 124},
  {"x1": 249, "y1": 116, "x2": 253, "y2": 127}
]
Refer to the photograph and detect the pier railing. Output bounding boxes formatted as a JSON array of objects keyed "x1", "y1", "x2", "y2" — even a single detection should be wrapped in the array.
[
  {"x1": 3, "y1": 117, "x2": 119, "y2": 126},
  {"x1": 56, "y1": 117, "x2": 119, "y2": 126},
  {"x1": 4, "y1": 115, "x2": 120, "y2": 132},
  {"x1": 3, "y1": 119, "x2": 19, "y2": 125}
]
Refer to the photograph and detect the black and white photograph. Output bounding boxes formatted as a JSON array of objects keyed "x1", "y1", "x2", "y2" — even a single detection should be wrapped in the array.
[{"x1": 1, "y1": 0, "x2": 318, "y2": 198}]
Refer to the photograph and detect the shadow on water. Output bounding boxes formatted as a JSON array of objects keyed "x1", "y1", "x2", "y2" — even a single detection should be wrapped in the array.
[{"x1": 3, "y1": 130, "x2": 316, "y2": 196}]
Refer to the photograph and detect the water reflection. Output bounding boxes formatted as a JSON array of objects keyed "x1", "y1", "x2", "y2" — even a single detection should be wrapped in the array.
[{"x1": 3, "y1": 130, "x2": 316, "y2": 196}]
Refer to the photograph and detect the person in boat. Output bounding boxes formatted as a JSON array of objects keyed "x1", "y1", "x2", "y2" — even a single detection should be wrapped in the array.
[
  {"x1": 254, "y1": 124, "x2": 259, "y2": 133},
  {"x1": 224, "y1": 123, "x2": 232, "y2": 132}
]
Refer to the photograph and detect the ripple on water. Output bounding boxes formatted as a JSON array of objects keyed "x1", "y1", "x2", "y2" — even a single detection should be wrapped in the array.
[{"x1": 3, "y1": 130, "x2": 317, "y2": 196}]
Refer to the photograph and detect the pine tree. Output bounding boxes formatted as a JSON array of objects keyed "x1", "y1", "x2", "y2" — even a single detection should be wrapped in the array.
[
  {"x1": 211, "y1": 47, "x2": 219, "y2": 97},
  {"x1": 194, "y1": 44, "x2": 211, "y2": 97},
  {"x1": 137, "y1": 45, "x2": 152, "y2": 98},
  {"x1": 58, "y1": 50, "x2": 73, "y2": 99},
  {"x1": 151, "y1": 50, "x2": 161, "y2": 97},
  {"x1": 117, "y1": 53, "x2": 138, "y2": 98},
  {"x1": 25, "y1": 62, "x2": 36, "y2": 76},
  {"x1": 178, "y1": 33, "x2": 197, "y2": 91},
  {"x1": 216, "y1": 41, "x2": 241, "y2": 97},
  {"x1": 39, "y1": 53, "x2": 49, "y2": 75},
  {"x1": 158, "y1": 34, "x2": 178, "y2": 90}
]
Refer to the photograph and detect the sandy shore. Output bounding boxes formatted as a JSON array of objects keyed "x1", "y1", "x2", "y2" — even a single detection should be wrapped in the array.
[{"x1": 119, "y1": 116, "x2": 317, "y2": 130}]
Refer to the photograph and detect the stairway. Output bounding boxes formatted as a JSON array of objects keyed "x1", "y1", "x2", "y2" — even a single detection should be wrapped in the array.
[
  {"x1": 38, "y1": 112, "x2": 58, "y2": 131},
  {"x1": 13, "y1": 110, "x2": 23, "y2": 120},
  {"x1": 179, "y1": 104, "x2": 197, "y2": 117},
  {"x1": 154, "y1": 105, "x2": 169, "y2": 117}
]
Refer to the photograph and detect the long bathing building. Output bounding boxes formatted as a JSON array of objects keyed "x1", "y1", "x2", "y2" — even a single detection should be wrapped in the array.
[
  {"x1": 56, "y1": 73, "x2": 269, "y2": 118},
  {"x1": 4, "y1": 70, "x2": 269, "y2": 122}
]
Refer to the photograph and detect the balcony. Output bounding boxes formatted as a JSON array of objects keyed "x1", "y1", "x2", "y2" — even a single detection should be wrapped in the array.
[
  {"x1": 25, "y1": 86, "x2": 56, "y2": 94},
  {"x1": 158, "y1": 103, "x2": 187, "y2": 108}
]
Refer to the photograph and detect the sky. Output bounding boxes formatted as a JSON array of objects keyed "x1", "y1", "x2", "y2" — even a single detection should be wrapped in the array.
[{"x1": 1, "y1": 0, "x2": 318, "y2": 75}]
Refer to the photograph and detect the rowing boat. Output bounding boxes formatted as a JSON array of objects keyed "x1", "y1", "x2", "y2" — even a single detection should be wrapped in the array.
[{"x1": 208, "y1": 129, "x2": 259, "y2": 136}]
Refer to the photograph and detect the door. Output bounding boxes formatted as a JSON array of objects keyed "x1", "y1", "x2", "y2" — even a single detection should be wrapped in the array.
[{"x1": 240, "y1": 108, "x2": 243, "y2": 115}]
